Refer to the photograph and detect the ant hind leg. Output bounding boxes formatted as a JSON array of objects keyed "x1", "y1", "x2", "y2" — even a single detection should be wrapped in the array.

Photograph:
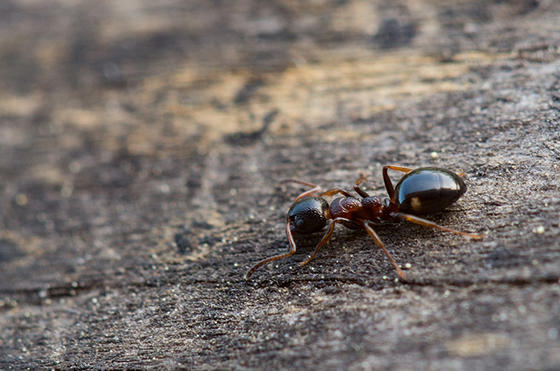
[
  {"x1": 382, "y1": 165, "x2": 414, "y2": 202},
  {"x1": 390, "y1": 212, "x2": 483, "y2": 240}
]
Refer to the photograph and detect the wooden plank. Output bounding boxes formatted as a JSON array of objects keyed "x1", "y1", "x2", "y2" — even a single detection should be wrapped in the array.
[{"x1": 1, "y1": 0, "x2": 559, "y2": 369}]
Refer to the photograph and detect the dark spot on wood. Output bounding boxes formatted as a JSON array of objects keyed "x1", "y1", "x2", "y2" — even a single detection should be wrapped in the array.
[
  {"x1": 224, "y1": 109, "x2": 278, "y2": 145},
  {"x1": 485, "y1": 247, "x2": 524, "y2": 269},
  {"x1": 191, "y1": 221, "x2": 215, "y2": 230},
  {"x1": 175, "y1": 231, "x2": 192, "y2": 254},
  {"x1": 372, "y1": 19, "x2": 417, "y2": 49},
  {"x1": 0, "y1": 239, "x2": 23, "y2": 263},
  {"x1": 234, "y1": 78, "x2": 265, "y2": 105}
]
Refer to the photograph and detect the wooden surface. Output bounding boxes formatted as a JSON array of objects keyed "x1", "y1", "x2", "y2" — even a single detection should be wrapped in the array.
[{"x1": 1, "y1": 0, "x2": 560, "y2": 369}]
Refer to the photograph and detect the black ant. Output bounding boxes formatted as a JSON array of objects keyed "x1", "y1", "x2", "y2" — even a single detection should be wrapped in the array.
[{"x1": 245, "y1": 165, "x2": 483, "y2": 281}]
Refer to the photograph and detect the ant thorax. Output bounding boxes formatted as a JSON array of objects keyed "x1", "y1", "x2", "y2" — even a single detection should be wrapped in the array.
[
  {"x1": 328, "y1": 195, "x2": 389, "y2": 223},
  {"x1": 361, "y1": 196, "x2": 391, "y2": 221},
  {"x1": 329, "y1": 197, "x2": 361, "y2": 219}
]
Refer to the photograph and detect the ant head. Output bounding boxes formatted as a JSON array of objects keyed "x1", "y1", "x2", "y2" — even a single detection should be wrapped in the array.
[{"x1": 287, "y1": 197, "x2": 329, "y2": 234}]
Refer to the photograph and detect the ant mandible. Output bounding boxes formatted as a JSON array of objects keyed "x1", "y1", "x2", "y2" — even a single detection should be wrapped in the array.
[{"x1": 245, "y1": 165, "x2": 483, "y2": 281}]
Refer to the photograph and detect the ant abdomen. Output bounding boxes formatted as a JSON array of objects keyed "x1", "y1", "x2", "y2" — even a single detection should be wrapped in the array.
[{"x1": 394, "y1": 167, "x2": 466, "y2": 214}]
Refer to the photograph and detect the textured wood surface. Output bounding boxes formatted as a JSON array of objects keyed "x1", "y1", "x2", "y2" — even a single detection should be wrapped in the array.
[{"x1": 1, "y1": 0, "x2": 560, "y2": 369}]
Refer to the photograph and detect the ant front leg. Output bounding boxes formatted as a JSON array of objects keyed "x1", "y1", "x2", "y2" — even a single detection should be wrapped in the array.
[
  {"x1": 245, "y1": 223, "x2": 298, "y2": 280},
  {"x1": 382, "y1": 165, "x2": 414, "y2": 202},
  {"x1": 299, "y1": 217, "x2": 354, "y2": 266}
]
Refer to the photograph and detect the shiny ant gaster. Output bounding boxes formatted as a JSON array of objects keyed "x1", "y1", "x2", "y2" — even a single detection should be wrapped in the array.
[{"x1": 245, "y1": 166, "x2": 482, "y2": 281}]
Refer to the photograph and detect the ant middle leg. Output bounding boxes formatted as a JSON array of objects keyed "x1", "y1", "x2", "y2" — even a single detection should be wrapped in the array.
[
  {"x1": 390, "y1": 212, "x2": 483, "y2": 240},
  {"x1": 363, "y1": 221, "x2": 407, "y2": 280},
  {"x1": 353, "y1": 172, "x2": 370, "y2": 198},
  {"x1": 320, "y1": 188, "x2": 354, "y2": 198}
]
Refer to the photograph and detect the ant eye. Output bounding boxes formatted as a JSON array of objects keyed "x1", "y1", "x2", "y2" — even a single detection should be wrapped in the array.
[{"x1": 291, "y1": 215, "x2": 306, "y2": 230}]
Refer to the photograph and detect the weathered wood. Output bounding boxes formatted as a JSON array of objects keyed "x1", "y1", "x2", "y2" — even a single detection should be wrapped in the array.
[{"x1": 1, "y1": 0, "x2": 560, "y2": 369}]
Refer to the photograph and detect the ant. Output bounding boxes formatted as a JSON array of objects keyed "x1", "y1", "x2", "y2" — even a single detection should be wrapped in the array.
[{"x1": 245, "y1": 165, "x2": 483, "y2": 281}]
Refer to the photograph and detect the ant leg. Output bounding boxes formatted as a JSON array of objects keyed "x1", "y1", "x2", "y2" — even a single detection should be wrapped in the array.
[
  {"x1": 299, "y1": 221, "x2": 336, "y2": 266},
  {"x1": 320, "y1": 188, "x2": 353, "y2": 198},
  {"x1": 354, "y1": 172, "x2": 370, "y2": 198},
  {"x1": 245, "y1": 222, "x2": 298, "y2": 280},
  {"x1": 390, "y1": 212, "x2": 483, "y2": 240},
  {"x1": 363, "y1": 221, "x2": 407, "y2": 281},
  {"x1": 281, "y1": 179, "x2": 322, "y2": 201},
  {"x1": 382, "y1": 165, "x2": 414, "y2": 202},
  {"x1": 299, "y1": 217, "x2": 354, "y2": 266}
]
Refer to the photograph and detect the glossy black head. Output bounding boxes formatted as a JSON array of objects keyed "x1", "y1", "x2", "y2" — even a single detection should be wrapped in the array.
[
  {"x1": 287, "y1": 197, "x2": 330, "y2": 234},
  {"x1": 394, "y1": 167, "x2": 466, "y2": 214}
]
